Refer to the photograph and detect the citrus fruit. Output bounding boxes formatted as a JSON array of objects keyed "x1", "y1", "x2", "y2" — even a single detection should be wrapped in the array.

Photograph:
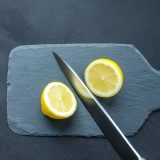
[
  {"x1": 41, "y1": 82, "x2": 77, "y2": 119},
  {"x1": 84, "y1": 58, "x2": 124, "y2": 98}
]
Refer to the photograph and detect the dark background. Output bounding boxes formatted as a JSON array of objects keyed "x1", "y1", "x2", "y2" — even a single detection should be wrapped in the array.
[{"x1": 0, "y1": 0, "x2": 160, "y2": 159}]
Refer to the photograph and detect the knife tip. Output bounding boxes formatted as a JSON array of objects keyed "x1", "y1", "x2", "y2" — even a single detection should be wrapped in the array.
[
  {"x1": 53, "y1": 51, "x2": 60, "y2": 60},
  {"x1": 52, "y1": 51, "x2": 57, "y2": 57},
  {"x1": 52, "y1": 51, "x2": 63, "y2": 65}
]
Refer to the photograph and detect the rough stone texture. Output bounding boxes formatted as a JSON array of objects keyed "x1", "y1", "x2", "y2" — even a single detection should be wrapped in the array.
[{"x1": 7, "y1": 44, "x2": 160, "y2": 136}]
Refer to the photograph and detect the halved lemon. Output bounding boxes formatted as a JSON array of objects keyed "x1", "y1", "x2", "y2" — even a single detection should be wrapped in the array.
[
  {"x1": 84, "y1": 58, "x2": 124, "y2": 98},
  {"x1": 41, "y1": 82, "x2": 77, "y2": 119}
]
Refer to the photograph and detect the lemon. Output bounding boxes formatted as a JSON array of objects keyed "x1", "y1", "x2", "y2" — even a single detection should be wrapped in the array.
[
  {"x1": 84, "y1": 58, "x2": 124, "y2": 98},
  {"x1": 41, "y1": 82, "x2": 77, "y2": 119}
]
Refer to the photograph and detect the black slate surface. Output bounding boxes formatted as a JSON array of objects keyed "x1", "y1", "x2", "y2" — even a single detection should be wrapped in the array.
[
  {"x1": 7, "y1": 44, "x2": 160, "y2": 137},
  {"x1": 1, "y1": 0, "x2": 160, "y2": 160}
]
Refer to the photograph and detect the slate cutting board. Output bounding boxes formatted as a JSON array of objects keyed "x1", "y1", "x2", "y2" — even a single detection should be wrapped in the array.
[{"x1": 7, "y1": 44, "x2": 160, "y2": 137}]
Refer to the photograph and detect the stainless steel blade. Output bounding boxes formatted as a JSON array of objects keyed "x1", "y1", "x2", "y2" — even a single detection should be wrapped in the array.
[{"x1": 53, "y1": 52, "x2": 145, "y2": 160}]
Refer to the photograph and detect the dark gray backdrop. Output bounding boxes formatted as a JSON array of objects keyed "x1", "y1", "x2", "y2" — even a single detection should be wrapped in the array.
[{"x1": 0, "y1": 0, "x2": 160, "y2": 160}]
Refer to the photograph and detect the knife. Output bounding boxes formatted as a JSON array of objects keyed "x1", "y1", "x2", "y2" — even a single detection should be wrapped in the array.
[{"x1": 53, "y1": 52, "x2": 145, "y2": 160}]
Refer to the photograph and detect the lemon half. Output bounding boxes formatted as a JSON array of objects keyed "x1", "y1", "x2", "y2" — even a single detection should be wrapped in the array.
[
  {"x1": 84, "y1": 58, "x2": 124, "y2": 98},
  {"x1": 41, "y1": 82, "x2": 77, "y2": 119}
]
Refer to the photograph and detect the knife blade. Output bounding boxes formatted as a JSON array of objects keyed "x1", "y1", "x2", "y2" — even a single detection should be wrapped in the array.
[{"x1": 53, "y1": 52, "x2": 145, "y2": 160}]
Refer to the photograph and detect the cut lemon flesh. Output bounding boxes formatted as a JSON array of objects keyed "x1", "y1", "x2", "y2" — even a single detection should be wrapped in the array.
[
  {"x1": 84, "y1": 58, "x2": 124, "y2": 97},
  {"x1": 41, "y1": 82, "x2": 77, "y2": 119}
]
